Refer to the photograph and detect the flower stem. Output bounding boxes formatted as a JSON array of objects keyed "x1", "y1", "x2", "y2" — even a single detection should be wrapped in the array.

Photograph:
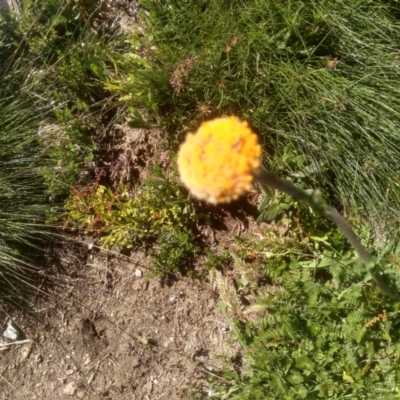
[{"x1": 255, "y1": 169, "x2": 399, "y2": 300}]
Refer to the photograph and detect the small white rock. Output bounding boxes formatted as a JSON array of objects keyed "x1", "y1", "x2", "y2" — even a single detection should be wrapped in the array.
[
  {"x1": 63, "y1": 381, "x2": 77, "y2": 396},
  {"x1": 21, "y1": 345, "x2": 32, "y2": 360},
  {"x1": 84, "y1": 354, "x2": 91, "y2": 366},
  {"x1": 3, "y1": 320, "x2": 19, "y2": 340},
  {"x1": 135, "y1": 268, "x2": 143, "y2": 277},
  {"x1": 35, "y1": 353, "x2": 43, "y2": 363}
]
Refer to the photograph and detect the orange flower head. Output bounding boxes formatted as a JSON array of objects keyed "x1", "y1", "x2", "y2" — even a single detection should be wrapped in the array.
[{"x1": 177, "y1": 116, "x2": 261, "y2": 204}]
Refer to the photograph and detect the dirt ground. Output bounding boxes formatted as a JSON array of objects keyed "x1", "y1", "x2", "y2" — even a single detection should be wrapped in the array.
[
  {"x1": 0, "y1": 239, "x2": 244, "y2": 400},
  {"x1": 0, "y1": 180, "x2": 265, "y2": 400}
]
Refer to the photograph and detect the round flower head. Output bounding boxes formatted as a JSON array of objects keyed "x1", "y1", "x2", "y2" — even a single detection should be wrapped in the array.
[{"x1": 177, "y1": 116, "x2": 261, "y2": 204}]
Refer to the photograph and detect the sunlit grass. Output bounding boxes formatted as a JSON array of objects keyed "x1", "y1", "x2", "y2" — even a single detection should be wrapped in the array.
[
  {"x1": 0, "y1": 0, "x2": 109, "y2": 302},
  {"x1": 121, "y1": 0, "x2": 400, "y2": 219},
  {"x1": 0, "y1": 70, "x2": 56, "y2": 302}
]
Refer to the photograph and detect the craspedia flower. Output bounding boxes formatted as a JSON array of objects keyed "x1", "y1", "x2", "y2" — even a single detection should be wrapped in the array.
[{"x1": 177, "y1": 116, "x2": 262, "y2": 204}]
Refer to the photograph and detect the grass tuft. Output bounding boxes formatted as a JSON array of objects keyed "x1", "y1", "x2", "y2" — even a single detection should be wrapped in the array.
[{"x1": 117, "y1": 0, "x2": 400, "y2": 218}]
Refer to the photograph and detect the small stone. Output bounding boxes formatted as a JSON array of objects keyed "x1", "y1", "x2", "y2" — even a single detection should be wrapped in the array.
[
  {"x1": 3, "y1": 320, "x2": 21, "y2": 340},
  {"x1": 135, "y1": 268, "x2": 143, "y2": 277},
  {"x1": 84, "y1": 354, "x2": 91, "y2": 366},
  {"x1": 76, "y1": 391, "x2": 85, "y2": 399},
  {"x1": 21, "y1": 345, "x2": 32, "y2": 360},
  {"x1": 63, "y1": 382, "x2": 77, "y2": 396}
]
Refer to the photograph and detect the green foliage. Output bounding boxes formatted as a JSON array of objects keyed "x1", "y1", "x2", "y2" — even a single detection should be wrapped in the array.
[
  {"x1": 63, "y1": 164, "x2": 205, "y2": 275},
  {"x1": 151, "y1": 228, "x2": 198, "y2": 277},
  {"x1": 216, "y1": 256, "x2": 400, "y2": 399},
  {"x1": 0, "y1": 64, "x2": 57, "y2": 303},
  {"x1": 257, "y1": 144, "x2": 324, "y2": 224},
  {"x1": 39, "y1": 32, "x2": 119, "y2": 196},
  {"x1": 115, "y1": 0, "x2": 400, "y2": 220},
  {"x1": 38, "y1": 108, "x2": 97, "y2": 196},
  {"x1": 204, "y1": 248, "x2": 232, "y2": 270},
  {"x1": 240, "y1": 148, "x2": 351, "y2": 264},
  {"x1": 211, "y1": 203, "x2": 400, "y2": 399}
]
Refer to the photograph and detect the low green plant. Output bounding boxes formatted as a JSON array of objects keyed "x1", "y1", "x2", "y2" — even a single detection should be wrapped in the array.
[
  {"x1": 151, "y1": 227, "x2": 199, "y2": 277},
  {"x1": 211, "y1": 218, "x2": 400, "y2": 400},
  {"x1": 204, "y1": 248, "x2": 233, "y2": 271},
  {"x1": 252, "y1": 144, "x2": 354, "y2": 262},
  {"x1": 63, "y1": 163, "x2": 207, "y2": 275},
  {"x1": 215, "y1": 260, "x2": 400, "y2": 399},
  {"x1": 37, "y1": 31, "x2": 122, "y2": 196}
]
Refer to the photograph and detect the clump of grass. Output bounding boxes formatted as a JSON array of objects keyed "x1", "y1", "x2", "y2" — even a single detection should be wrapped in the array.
[
  {"x1": 0, "y1": 65, "x2": 56, "y2": 302},
  {"x1": 1, "y1": 0, "x2": 127, "y2": 196},
  {"x1": 0, "y1": 0, "x2": 123, "y2": 302},
  {"x1": 118, "y1": 0, "x2": 400, "y2": 219}
]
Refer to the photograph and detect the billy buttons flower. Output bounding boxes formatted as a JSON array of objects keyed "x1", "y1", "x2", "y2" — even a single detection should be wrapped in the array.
[{"x1": 177, "y1": 116, "x2": 262, "y2": 204}]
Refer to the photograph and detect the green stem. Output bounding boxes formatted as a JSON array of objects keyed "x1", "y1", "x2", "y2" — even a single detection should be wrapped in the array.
[{"x1": 255, "y1": 169, "x2": 400, "y2": 300}]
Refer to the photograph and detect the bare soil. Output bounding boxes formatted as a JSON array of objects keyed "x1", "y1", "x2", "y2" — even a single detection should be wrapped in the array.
[{"x1": 0, "y1": 240, "x2": 242, "y2": 400}]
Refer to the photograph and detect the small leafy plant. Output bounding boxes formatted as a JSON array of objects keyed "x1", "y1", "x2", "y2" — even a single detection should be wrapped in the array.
[
  {"x1": 63, "y1": 164, "x2": 206, "y2": 275},
  {"x1": 211, "y1": 220, "x2": 400, "y2": 400}
]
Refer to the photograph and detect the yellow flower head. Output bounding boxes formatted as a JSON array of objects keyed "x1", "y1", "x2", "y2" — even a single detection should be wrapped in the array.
[{"x1": 177, "y1": 116, "x2": 261, "y2": 204}]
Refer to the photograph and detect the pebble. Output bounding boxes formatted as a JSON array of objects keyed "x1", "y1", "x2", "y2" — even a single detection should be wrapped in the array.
[
  {"x1": 135, "y1": 268, "x2": 143, "y2": 277},
  {"x1": 63, "y1": 381, "x2": 77, "y2": 396}
]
